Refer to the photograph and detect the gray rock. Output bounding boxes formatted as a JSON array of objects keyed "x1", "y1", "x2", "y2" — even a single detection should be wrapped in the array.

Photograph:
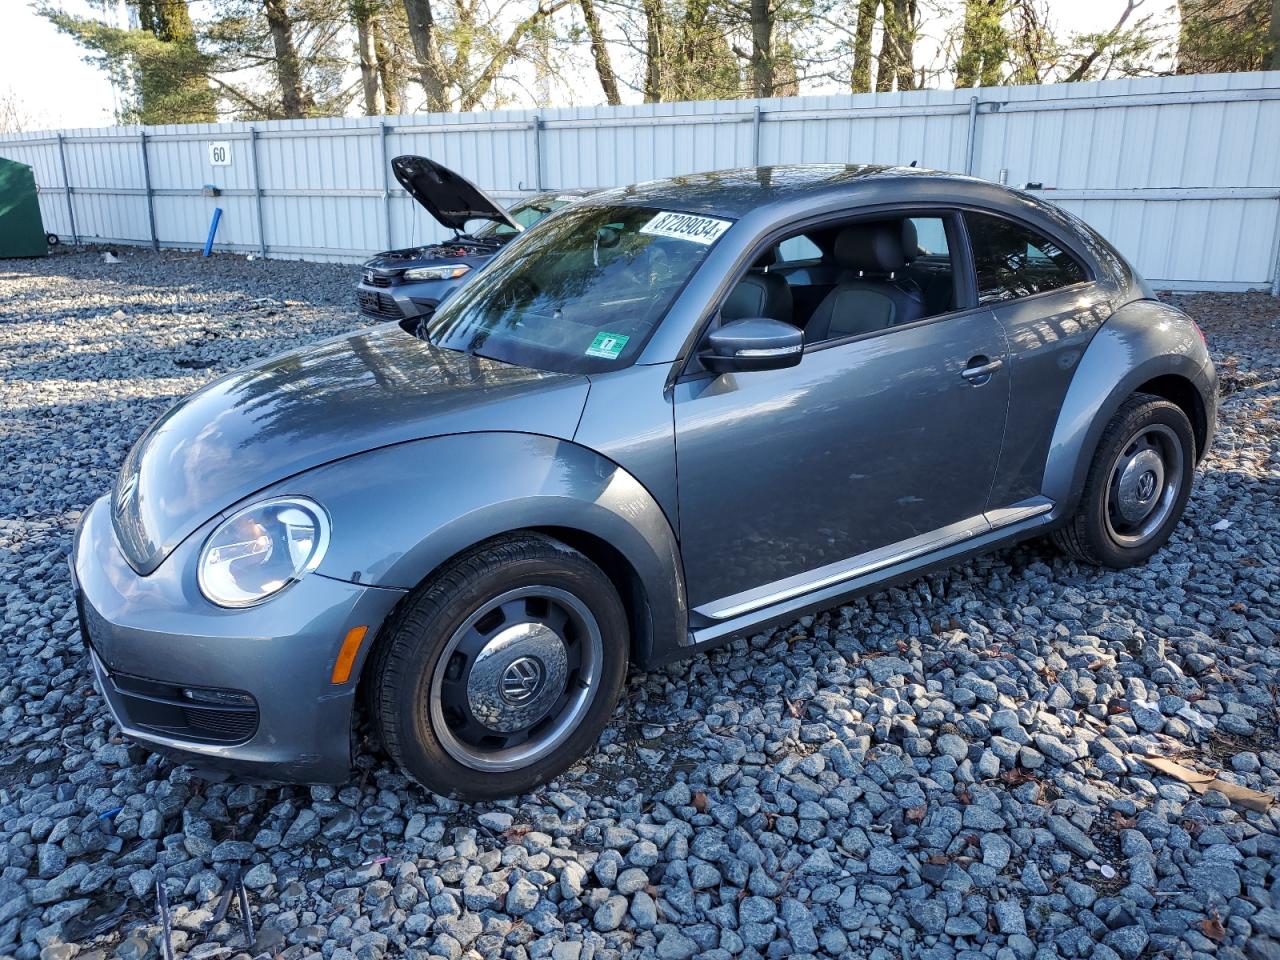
[
  {"x1": 282, "y1": 809, "x2": 320, "y2": 847},
  {"x1": 866, "y1": 657, "x2": 912, "y2": 683},
  {"x1": 981, "y1": 833, "x2": 1012, "y2": 871},
  {"x1": 631, "y1": 890, "x2": 658, "y2": 929},
  {"x1": 478, "y1": 811, "x2": 514, "y2": 832},
  {"x1": 1047, "y1": 815, "x2": 1100, "y2": 859},
  {"x1": 616, "y1": 867, "x2": 649, "y2": 895},
  {"x1": 594, "y1": 895, "x2": 628, "y2": 932},
  {"x1": 936, "y1": 733, "x2": 968, "y2": 760},
  {"x1": 992, "y1": 900, "x2": 1026, "y2": 935},
  {"x1": 506, "y1": 877, "x2": 540, "y2": 915},
  {"x1": 656, "y1": 932, "x2": 698, "y2": 960},
  {"x1": 1102, "y1": 925, "x2": 1150, "y2": 960},
  {"x1": 739, "y1": 895, "x2": 777, "y2": 924},
  {"x1": 910, "y1": 900, "x2": 946, "y2": 935}
]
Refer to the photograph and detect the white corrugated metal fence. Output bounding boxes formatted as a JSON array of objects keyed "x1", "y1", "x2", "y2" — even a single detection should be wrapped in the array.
[{"x1": 2, "y1": 71, "x2": 1279, "y2": 291}]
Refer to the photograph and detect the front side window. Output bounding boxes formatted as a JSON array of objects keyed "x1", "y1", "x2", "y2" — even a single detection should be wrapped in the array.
[
  {"x1": 424, "y1": 204, "x2": 732, "y2": 373},
  {"x1": 723, "y1": 214, "x2": 959, "y2": 347},
  {"x1": 966, "y1": 212, "x2": 1088, "y2": 304}
]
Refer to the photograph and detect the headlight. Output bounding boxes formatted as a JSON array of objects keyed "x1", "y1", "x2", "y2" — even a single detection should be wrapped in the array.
[
  {"x1": 402, "y1": 265, "x2": 471, "y2": 281},
  {"x1": 198, "y1": 497, "x2": 330, "y2": 608}
]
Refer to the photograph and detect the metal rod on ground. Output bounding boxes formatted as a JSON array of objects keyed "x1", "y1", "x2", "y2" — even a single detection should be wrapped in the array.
[
  {"x1": 250, "y1": 127, "x2": 267, "y2": 258},
  {"x1": 203, "y1": 207, "x2": 223, "y2": 257},
  {"x1": 155, "y1": 872, "x2": 176, "y2": 960},
  {"x1": 55, "y1": 132, "x2": 78, "y2": 244},
  {"x1": 139, "y1": 132, "x2": 158, "y2": 251},
  {"x1": 965, "y1": 96, "x2": 980, "y2": 176},
  {"x1": 236, "y1": 871, "x2": 256, "y2": 948}
]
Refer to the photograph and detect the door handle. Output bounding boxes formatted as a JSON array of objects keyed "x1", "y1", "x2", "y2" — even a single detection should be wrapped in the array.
[{"x1": 961, "y1": 356, "x2": 1003, "y2": 382}]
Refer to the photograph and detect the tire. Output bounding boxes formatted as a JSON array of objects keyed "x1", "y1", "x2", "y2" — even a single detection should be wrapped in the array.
[
  {"x1": 370, "y1": 533, "x2": 628, "y2": 800},
  {"x1": 1052, "y1": 393, "x2": 1195, "y2": 568}
]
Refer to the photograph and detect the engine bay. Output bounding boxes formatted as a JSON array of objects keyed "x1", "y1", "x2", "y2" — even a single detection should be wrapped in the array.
[{"x1": 377, "y1": 238, "x2": 502, "y2": 262}]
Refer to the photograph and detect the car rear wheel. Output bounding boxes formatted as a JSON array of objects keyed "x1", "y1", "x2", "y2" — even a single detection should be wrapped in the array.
[
  {"x1": 370, "y1": 534, "x2": 628, "y2": 799},
  {"x1": 1053, "y1": 393, "x2": 1195, "y2": 568}
]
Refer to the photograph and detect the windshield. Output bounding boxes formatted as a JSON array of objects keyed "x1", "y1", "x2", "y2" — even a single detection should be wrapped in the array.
[
  {"x1": 424, "y1": 204, "x2": 733, "y2": 373},
  {"x1": 470, "y1": 196, "x2": 577, "y2": 239}
]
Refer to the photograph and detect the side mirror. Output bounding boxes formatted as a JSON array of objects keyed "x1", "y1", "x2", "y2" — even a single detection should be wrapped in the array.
[{"x1": 701, "y1": 317, "x2": 803, "y2": 373}]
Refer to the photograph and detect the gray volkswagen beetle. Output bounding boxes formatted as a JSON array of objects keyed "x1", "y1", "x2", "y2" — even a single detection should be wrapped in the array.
[{"x1": 72, "y1": 165, "x2": 1217, "y2": 799}]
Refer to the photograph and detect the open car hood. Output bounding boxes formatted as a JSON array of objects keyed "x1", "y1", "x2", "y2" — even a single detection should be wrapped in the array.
[{"x1": 392, "y1": 155, "x2": 521, "y2": 233}]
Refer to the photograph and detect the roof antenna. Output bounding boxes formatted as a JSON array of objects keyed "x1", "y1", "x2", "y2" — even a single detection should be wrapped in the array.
[{"x1": 909, "y1": 160, "x2": 918, "y2": 167}]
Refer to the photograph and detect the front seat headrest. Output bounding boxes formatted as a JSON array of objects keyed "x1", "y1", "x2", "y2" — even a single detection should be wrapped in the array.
[
  {"x1": 900, "y1": 219, "x2": 919, "y2": 263},
  {"x1": 722, "y1": 271, "x2": 793, "y2": 325},
  {"x1": 833, "y1": 222, "x2": 908, "y2": 275}
]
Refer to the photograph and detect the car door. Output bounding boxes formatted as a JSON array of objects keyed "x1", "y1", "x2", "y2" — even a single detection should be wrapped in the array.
[
  {"x1": 672, "y1": 212, "x2": 1011, "y2": 615},
  {"x1": 962, "y1": 211, "x2": 1115, "y2": 509}
]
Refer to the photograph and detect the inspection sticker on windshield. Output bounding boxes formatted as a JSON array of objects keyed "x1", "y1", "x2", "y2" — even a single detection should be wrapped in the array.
[
  {"x1": 586, "y1": 331, "x2": 629, "y2": 359},
  {"x1": 640, "y1": 211, "x2": 731, "y2": 245}
]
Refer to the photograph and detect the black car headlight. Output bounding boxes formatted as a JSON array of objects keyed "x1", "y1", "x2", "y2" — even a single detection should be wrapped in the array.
[
  {"x1": 402, "y1": 265, "x2": 470, "y2": 281},
  {"x1": 197, "y1": 497, "x2": 330, "y2": 608}
]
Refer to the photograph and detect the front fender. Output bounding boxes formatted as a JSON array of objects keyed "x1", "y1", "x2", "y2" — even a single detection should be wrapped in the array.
[
  {"x1": 1042, "y1": 299, "x2": 1215, "y2": 516},
  {"x1": 267, "y1": 432, "x2": 688, "y2": 666}
]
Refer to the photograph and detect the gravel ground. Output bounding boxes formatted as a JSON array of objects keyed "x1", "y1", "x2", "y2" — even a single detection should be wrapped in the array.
[{"x1": 2, "y1": 247, "x2": 1279, "y2": 960}]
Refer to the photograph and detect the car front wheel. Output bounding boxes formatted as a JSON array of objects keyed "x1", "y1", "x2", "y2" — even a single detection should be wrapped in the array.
[
  {"x1": 1053, "y1": 393, "x2": 1196, "y2": 568},
  {"x1": 370, "y1": 534, "x2": 628, "y2": 799}
]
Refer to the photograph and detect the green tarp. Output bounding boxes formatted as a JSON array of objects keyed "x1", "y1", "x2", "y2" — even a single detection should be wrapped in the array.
[{"x1": 0, "y1": 157, "x2": 49, "y2": 258}]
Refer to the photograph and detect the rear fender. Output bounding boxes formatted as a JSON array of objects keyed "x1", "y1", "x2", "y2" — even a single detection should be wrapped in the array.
[
  {"x1": 1042, "y1": 300, "x2": 1214, "y2": 516},
  {"x1": 269, "y1": 432, "x2": 688, "y2": 668}
]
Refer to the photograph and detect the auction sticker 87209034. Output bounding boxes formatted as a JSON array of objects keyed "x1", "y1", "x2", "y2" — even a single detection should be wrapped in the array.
[{"x1": 640, "y1": 211, "x2": 733, "y2": 245}]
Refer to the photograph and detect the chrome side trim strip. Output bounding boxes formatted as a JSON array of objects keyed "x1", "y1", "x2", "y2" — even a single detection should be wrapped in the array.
[
  {"x1": 984, "y1": 496, "x2": 1054, "y2": 528},
  {"x1": 696, "y1": 497, "x2": 1054, "y2": 622}
]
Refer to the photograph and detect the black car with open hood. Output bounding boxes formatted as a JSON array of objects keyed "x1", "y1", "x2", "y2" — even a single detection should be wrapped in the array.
[{"x1": 357, "y1": 155, "x2": 592, "y2": 322}]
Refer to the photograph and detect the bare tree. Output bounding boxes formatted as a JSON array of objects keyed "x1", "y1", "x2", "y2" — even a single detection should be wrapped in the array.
[
  {"x1": 352, "y1": 0, "x2": 381, "y2": 113},
  {"x1": 401, "y1": 0, "x2": 449, "y2": 109},
  {"x1": 954, "y1": 0, "x2": 1008, "y2": 86},
  {"x1": 875, "y1": 0, "x2": 897, "y2": 89},
  {"x1": 0, "y1": 88, "x2": 33, "y2": 133},
  {"x1": 750, "y1": 0, "x2": 774, "y2": 96},
  {"x1": 375, "y1": 14, "x2": 406, "y2": 111},
  {"x1": 1060, "y1": 0, "x2": 1141, "y2": 81},
  {"x1": 264, "y1": 0, "x2": 312, "y2": 116},
  {"x1": 850, "y1": 0, "x2": 878, "y2": 91},
  {"x1": 641, "y1": 0, "x2": 670, "y2": 101},
  {"x1": 1272, "y1": 0, "x2": 1280, "y2": 67},
  {"x1": 579, "y1": 0, "x2": 622, "y2": 103}
]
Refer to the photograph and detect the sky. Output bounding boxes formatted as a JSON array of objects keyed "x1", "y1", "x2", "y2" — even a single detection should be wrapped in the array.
[{"x1": 1, "y1": 0, "x2": 1175, "y2": 132}]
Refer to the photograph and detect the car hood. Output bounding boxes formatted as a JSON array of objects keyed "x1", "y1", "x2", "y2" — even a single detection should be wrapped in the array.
[
  {"x1": 392, "y1": 155, "x2": 520, "y2": 233},
  {"x1": 111, "y1": 323, "x2": 589, "y2": 575}
]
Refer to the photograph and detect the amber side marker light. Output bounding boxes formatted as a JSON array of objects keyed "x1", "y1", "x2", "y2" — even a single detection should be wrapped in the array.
[{"x1": 331, "y1": 626, "x2": 369, "y2": 684}]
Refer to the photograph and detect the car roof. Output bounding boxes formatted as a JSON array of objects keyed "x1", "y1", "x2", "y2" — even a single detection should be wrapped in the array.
[{"x1": 584, "y1": 164, "x2": 1022, "y2": 220}]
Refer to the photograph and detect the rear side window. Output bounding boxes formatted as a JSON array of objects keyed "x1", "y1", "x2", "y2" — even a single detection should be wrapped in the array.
[
  {"x1": 909, "y1": 217, "x2": 949, "y2": 257},
  {"x1": 776, "y1": 234, "x2": 822, "y2": 262},
  {"x1": 966, "y1": 213, "x2": 1087, "y2": 304}
]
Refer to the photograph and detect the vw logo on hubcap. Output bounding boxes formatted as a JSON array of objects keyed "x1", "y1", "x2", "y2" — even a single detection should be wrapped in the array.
[
  {"x1": 1137, "y1": 471, "x2": 1157, "y2": 500},
  {"x1": 500, "y1": 656, "x2": 545, "y2": 705}
]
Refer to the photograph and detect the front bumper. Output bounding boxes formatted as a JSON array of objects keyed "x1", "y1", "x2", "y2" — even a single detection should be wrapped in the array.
[
  {"x1": 71, "y1": 496, "x2": 403, "y2": 783},
  {"x1": 356, "y1": 278, "x2": 451, "y2": 321}
]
